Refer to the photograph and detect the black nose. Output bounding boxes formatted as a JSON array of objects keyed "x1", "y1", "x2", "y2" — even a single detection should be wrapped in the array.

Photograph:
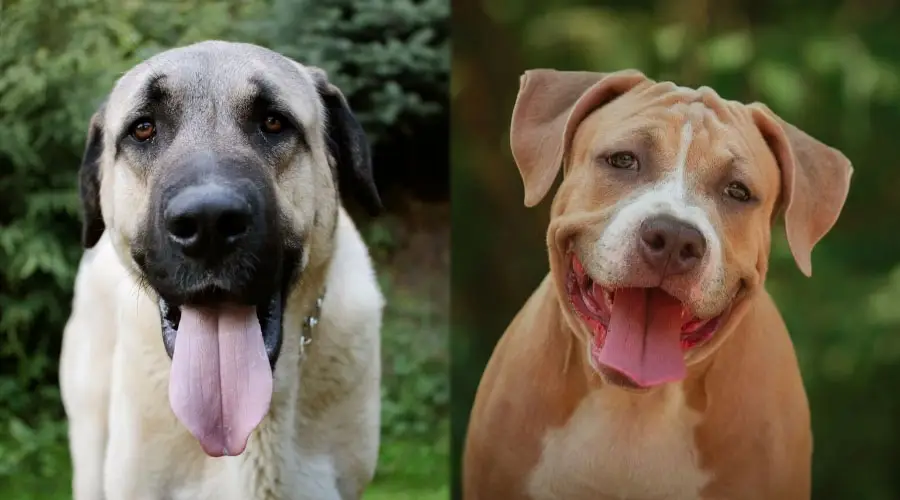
[
  {"x1": 638, "y1": 214, "x2": 707, "y2": 276},
  {"x1": 164, "y1": 184, "x2": 252, "y2": 259}
]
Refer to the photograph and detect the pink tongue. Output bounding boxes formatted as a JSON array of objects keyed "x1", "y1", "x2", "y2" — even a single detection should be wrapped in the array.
[
  {"x1": 169, "y1": 305, "x2": 273, "y2": 457},
  {"x1": 596, "y1": 288, "x2": 686, "y2": 387}
]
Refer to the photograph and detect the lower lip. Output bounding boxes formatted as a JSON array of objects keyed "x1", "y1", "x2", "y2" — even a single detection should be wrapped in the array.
[{"x1": 567, "y1": 257, "x2": 723, "y2": 351}]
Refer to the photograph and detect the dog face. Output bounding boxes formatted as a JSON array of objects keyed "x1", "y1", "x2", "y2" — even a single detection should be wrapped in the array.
[
  {"x1": 77, "y1": 41, "x2": 381, "y2": 455},
  {"x1": 510, "y1": 70, "x2": 852, "y2": 390}
]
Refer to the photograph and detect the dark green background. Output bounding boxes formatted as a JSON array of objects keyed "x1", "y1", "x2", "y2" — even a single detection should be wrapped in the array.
[
  {"x1": 0, "y1": 0, "x2": 448, "y2": 498},
  {"x1": 451, "y1": 1, "x2": 900, "y2": 499}
]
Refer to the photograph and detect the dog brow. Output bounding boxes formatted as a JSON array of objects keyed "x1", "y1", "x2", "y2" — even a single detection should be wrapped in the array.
[
  {"x1": 247, "y1": 76, "x2": 295, "y2": 117},
  {"x1": 246, "y1": 76, "x2": 309, "y2": 147},
  {"x1": 598, "y1": 128, "x2": 658, "y2": 155},
  {"x1": 132, "y1": 72, "x2": 168, "y2": 109},
  {"x1": 119, "y1": 73, "x2": 169, "y2": 131},
  {"x1": 114, "y1": 72, "x2": 170, "y2": 152}
]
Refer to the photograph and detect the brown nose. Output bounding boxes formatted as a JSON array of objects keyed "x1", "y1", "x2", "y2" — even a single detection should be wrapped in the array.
[{"x1": 638, "y1": 215, "x2": 707, "y2": 276}]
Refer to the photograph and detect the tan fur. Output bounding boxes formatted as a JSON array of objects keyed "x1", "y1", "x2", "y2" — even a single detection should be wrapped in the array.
[
  {"x1": 463, "y1": 69, "x2": 851, "y2": 500},
  {"x1": 59, "y1": 42, "x2": 384, "y2": 500}
]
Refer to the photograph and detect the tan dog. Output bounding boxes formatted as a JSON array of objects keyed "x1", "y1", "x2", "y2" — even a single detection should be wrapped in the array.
[
  {"x1": 59, "y1": 41, "x2": 384, "y2": 500},
  {"x1": 463, "y1": 69, "x2": 852, "y2": 500}
]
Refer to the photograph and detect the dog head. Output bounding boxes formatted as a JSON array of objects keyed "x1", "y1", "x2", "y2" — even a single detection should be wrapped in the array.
[
  {"x1": 77, "y1": 41, "x2": 381, "y2": 455},
  {"x1": 510, "y1": 69, "x2": 852, "y2": 390}
]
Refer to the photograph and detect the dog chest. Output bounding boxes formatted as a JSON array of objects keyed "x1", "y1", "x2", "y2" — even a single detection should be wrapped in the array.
[{"x1": 526, "y1": 384, "x2": 710, "y2": 500}]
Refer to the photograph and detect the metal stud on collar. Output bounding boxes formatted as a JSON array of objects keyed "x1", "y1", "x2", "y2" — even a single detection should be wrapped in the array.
[{"x1": 299, "y1": 291, "x2": 325, "y2": 360}]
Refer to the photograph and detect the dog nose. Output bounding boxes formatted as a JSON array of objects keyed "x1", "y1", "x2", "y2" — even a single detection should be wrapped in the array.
[
  {"x1": 638, "y1": 215, "x2": 707, "y2": 276},
  {"x1": 164, "y1": 184, "x2": 252, "y2": 259}
]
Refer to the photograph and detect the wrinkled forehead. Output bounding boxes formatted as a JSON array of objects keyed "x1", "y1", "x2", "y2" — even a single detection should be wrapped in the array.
[
  {"x1": 105, "y1": 41, "x2": 321, "y2": 135},
  {"x1": 585, "y1": 83, "x2": 778, "y2": 177}
]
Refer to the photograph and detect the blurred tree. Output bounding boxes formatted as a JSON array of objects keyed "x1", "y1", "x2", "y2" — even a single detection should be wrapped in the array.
[{"x1": 247, "y1": 0, "x2": 450, "y2": 201}]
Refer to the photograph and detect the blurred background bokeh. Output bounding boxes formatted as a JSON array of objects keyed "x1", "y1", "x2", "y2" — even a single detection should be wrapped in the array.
[
  {"x1": 452, "y1": 0, "x2": 900, "y2": 499},
  {"x1": 0, "y1": 1, "x2": 448, "y2": 498}
]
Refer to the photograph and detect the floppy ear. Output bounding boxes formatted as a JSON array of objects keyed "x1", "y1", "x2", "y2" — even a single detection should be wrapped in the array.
[
  {"x1": 309, "y1": 67, "x2": 382, "y2": 216},
  {"x1": 509, "y1": 69, "x2": 648, "y2": 207},
  {"x1": 750, "y1": 103, "x2": 853, "y2": 277},
  {"x1": 79, "y1": 100, "x2": 107, "y2": 248}
]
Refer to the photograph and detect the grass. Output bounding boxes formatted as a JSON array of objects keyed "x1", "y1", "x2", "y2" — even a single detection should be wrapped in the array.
[
  {"x1": 0, "y1": 373, "x2": 448, "y2": 499},
  {"x1": 365, "y1": 436, "x2": 449, "y2": 499},
  {"x1": 0, "y1": 436, "x2": 448, "y2": 499},
  {"x1": 364, "y1": 265, "x2": 449, "y2": 499}
]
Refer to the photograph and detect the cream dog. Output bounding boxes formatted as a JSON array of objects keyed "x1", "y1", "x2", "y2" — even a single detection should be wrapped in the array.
[{"x1": 59, "y1": 41, "x2": 384, "y2": 500}]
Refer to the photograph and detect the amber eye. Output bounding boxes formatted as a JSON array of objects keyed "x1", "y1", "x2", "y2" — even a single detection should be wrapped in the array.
[
  {"x1": 131, "y1": 119, "x2": 156, "y2": 142},
  {"x1": 261, "y1": 113, "x2": 285, "y2": 134},
  {"x1": 606, "y1": 151, "x2": 638, "y2": 170},
  {"x1": 724, "y1": 181, "x2": 752, "y2": 202}
]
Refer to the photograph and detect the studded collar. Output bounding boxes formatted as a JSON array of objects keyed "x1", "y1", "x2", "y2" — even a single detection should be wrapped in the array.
[{"x1": 299, "y1": 290, "x2": 325, "y2": 360}]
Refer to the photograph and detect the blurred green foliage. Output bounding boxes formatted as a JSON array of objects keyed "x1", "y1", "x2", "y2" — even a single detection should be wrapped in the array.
[
  {"x1": 0, "y1": 0, "x2": 448, "y2": 497},
  {"x1": 452, "y1": 1, "x2": 900, "y2": 499},
  {"x1": 255, "y1": 0, "x2": 449, "y2": 145}
]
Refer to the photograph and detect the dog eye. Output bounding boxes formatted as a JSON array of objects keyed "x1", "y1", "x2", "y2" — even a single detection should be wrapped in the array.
[
  {"x1": 130, "y1": 119, "x2": 156, "y2": 142},
  {"x1": 606, "y1": 152, "x2": 638, "y2": 170},
  {"x1": 724, "y1": 181, "x2": 752, "y2": 202},
  {"x1": 261, "y1": 113, "x2": 286, "y2": 134}
]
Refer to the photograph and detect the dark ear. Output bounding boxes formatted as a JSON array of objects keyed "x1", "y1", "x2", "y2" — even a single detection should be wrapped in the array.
[
  {"x1": 79, "y1": 100, "x2": 107, "y2": 248},
  {"x1": 310, "y1": 67, "x2": 382, "y2": 216}
]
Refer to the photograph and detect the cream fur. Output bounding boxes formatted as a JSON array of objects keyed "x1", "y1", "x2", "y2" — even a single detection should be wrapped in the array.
[
  {"x1": 61, "y1": 211, "x2": 383, "y2": 500},
  {"x1": 526, "y1": 383, "x2": 709, "y2": 500}
]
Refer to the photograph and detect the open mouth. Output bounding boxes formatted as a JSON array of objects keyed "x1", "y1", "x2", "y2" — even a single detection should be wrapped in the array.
[
  {"x1": 154, "y1": 256, "x2": 297, "y2": 458},
  {"x1": 158, "y1": 287, "x2": 285, "y2": 367},
  {"x1": 565, "y1": 254, "x2": 728, "y2": 388}
]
